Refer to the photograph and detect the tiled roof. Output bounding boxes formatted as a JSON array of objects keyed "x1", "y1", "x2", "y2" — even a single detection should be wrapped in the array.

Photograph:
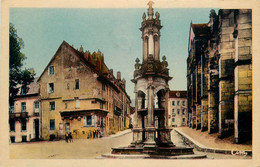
[
  {"x1": 17, "y1": 77, "x2": 39, "y2": 96},
  {"x1": 63, "y1": 41, "x2": 110, "y2": 76},
  {"x1": 169, "y1": 90, "x2": 187, "y2": 98}
]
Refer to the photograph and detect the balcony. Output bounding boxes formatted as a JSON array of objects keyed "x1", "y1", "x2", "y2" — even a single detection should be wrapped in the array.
[
  {"x1": 34, "y1": 112, "x2": 40, "y2": 116},
  {"x1": 9, "y1": 112, "x2": 29, "y2": 119}
]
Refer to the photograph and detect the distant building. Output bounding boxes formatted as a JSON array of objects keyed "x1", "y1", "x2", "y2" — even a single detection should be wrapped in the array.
[
  {"x1": 168, "y1": 91, "x2": 187, "y2": 127},
  {"x1": 9, "y1": 78, "x2": 41, "y2": 143},
  {"x1": 187, "y1": 9, "x2": 252, "y2": 143},
  {"x1": 38, "y1": 41, "x2": 131, "y2": 140}
]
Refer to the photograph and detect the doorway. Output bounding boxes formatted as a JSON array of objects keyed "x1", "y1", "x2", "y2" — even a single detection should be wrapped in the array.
[
  {"x1": 34, "y1": 119, "x2": 39, "y2": 140},
  {"x1": 65, "y1": 123, "x2": 70, "y2": 133}
]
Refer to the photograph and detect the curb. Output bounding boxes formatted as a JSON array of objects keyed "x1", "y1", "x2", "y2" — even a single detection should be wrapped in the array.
[
  {"x1": 174, "y1": 128, "x2": 252, "y2": 156},
  {"x1": 98, "y1": 153, "x2": 207, "y2": 159},
  {"x1": 102, "y1": 129, "x2": 132, "y2": 139}
]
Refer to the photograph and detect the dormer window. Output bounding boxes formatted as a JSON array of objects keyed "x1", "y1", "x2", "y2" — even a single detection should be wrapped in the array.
[
  {"x1": 49, "y1": 66, "x2": 54, "y2": 75},
  {"x1": 77, "y1": 64, "x2": 81, "y2": 70},
  {"x1": 21, "y1": 85, "x2": 27, "y2": 95}
]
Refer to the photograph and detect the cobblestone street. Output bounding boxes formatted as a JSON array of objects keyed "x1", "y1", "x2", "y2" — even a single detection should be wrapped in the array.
[
  {"x1": 10, "y1": 130, "x2": 132, "y2": 159},
  {"x1": 9, "y1": 129, "x2": 251, "y2": 159}
]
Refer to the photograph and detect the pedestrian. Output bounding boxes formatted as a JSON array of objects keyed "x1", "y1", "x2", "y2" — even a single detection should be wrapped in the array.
[
  {"x1": 65, "y1": 132, "x2": 69, "y2": 143},
  {"x1": 97, "y1": 128, "x2": 100, "y2": 138},
  {"x1": 68, "y1": 132, "x2": 73, "y2": 142},
  {"x1": 93, "y1": 130, "x2": 95, "y2": 139}
]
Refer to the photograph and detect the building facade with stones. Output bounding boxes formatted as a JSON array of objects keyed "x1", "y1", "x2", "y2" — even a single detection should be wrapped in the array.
[
  {"x1": 9, "y1": 78, "x2": 41, "y2": 143},
  {"x1": 187, "y1": 9, "x2": 252, "y2": 143},
  {"x1": 168, "y1": 91, "x2": 188, "y2": 127},
  {"x1": 38, "y1": 41, "x2": 131, "y2": 140}
]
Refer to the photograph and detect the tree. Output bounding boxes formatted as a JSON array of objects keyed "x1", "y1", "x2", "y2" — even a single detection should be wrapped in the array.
[{"x1": 9, "y1": 23, "x2": 35, "y2": 104}]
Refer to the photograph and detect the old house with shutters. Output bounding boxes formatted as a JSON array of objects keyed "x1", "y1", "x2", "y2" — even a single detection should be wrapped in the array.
[
  {"x1": 38, "y1": 41, "x2": 131, "y2": 141},
  {"x1": 187, "y1": 9, "x2": 252, "y2": 143},
  {"x1": 9, "y1": 78, "x2": 41, "y2": 143}
]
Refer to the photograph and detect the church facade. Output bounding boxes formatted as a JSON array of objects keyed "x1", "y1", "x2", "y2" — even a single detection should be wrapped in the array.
[{"x1": 187, "y1": 9, "x2": 252, "y2": 143}]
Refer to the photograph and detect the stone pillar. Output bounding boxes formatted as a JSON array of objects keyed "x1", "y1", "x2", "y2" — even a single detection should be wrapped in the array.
[
  {"x1": 143, "y1": 77, "x2": 156, "y2": 148},
  {"x1": 143, "y1": 36, "x2": 148, "y2": 61},
  {"x1": 234, "y1": 9, "x2": 252, "y2": 143},
  {"x1": 218, "y1": 10, "x2": 236, "y2": 138},
  {"x1": 148, "y1": 34, "x2": 154, "y2": 56},
  {"x1": 154, "y1": 35, "x2": 160, "y2": 61},
  {"x1": 130, "y1": 92, "x2": 143, "y2": 147}
]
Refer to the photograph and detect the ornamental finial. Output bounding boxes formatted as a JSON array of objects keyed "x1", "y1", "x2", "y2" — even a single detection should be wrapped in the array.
[{"x1": 147, "y1": 1, "x2": 154, "y2": 8}]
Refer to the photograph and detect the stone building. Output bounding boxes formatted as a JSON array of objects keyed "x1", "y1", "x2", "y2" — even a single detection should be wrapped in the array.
[
  {"x1": 187, "y1": 9, "x2": 252, "y2": 143},
  {"x1": 168, "y1": 91, "x2": 188, "y2": 127},
  {"x1": 9, "y1": 78, "x2": 41, "y2": 142},
  {"x1": 38, "y1": 41, "x2": 131, "y2": 140}
]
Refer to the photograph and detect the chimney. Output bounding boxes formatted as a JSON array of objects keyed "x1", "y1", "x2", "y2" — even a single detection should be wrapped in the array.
[
  {"x1": 79, "y1": 45, "x2": 84, "y2": 52},
  {"x1": 117, "y1": 71, "x2": 121, "y2": 80},
  {"x1": 122, "y1": 78, "x2": 126, "y2": 89},
  {"x1": 109, "y1": 69, "x2": 113, "y2": 75}
]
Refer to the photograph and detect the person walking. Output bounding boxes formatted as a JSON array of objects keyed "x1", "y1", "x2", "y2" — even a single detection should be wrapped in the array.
[
  {"x1": 68, "y1": 132, "x2": 73, "y2": 143},
  {"x1": 65, "y1": 132, "x2": 69, "y2": 143}
]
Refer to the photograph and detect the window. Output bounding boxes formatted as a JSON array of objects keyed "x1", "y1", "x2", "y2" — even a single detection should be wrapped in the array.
[
  {"x1": 9, "y1": 104, "x2": 14, "y2": 113},
  {"x1": 75, "y1": 98, "x2": 80, "y2": 109},
  {"x1": 75, "y1": 79, "x2": 79, "y2": 90},
  {"x1": 102, "y1": 83, "x2": 106, "y2": 91},
  {"x1": 172, "y1": 109, "x2": 175, "y2": 115},
  {"x1": 21, "y1": 86, "x2": 27, "y2": 95},
  {"x1": 182, "y1": 109, "x2": 185, "y2": 115},
  {"x1": 34, "y1": 101, "x2": 39, "y2": 113},
  {"x1": 49, "y1": 66, "x2": 54, "y2": 75},
  {"x1": 77, "y1": 64, "x2": 81, "y2": 70},
  {"x1": 10, "y1": 136, "x2": 15, "y2": 143},
  {"x1": 10, "y1": 120, "x2": 15, "y2": 132},
  {"x1": 172, "y1": 101, "x2": 175, "y2": 106},
  {"x1": 22, "y1": 135, "x2": 27, "y2": 142},
  {"x1": 21, "y1": 102, "x2": 26, "y2": 112},
  {"x1": 177, "y1": 101, "x2": 180, "y2": 106},
  {"x1": 21, "y1": 119, "x2": 27, "y2": 131},
  {"x1": 177, "y1": 109, "x2": 180, "y2": 115},
  {"x1": 49, "y1": 102, "x2": 55, "y2": 111},
  {"x1": 182, "y1": 118, "x2": 185, "y2": 123},
  {"x1": 172, "y1": 118, "x2": 175, "y2": 123},
  {"x1": 182, "y1": 101, "x2": 185, "y2": 106},
  {"x1": 65, "y1": 103, "x2": 68, "y2": 109},
  {"x1": 84, "y1": 115, "x2": 95, "y2": 126},
  {"x1": 48, "y1": 83, "x2": 54, "y2": 93},
  {"x1": 50, "y1": 119, "x2": 55, "y2": 130}
]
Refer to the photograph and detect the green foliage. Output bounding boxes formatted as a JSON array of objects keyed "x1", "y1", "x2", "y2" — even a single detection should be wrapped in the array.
[{"x1": 9, "y1": 23, "x2": 35, "y2": 104}]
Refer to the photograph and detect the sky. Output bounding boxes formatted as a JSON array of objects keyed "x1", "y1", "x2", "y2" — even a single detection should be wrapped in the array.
[{"x1": 10, "y1": 7, "x2": 217, "y2": 99}]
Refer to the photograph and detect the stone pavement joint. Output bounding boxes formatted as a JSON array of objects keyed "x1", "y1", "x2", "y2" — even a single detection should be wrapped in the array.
[{"x1": 174, "y1": 127, "x2": 252, "y2": 156}]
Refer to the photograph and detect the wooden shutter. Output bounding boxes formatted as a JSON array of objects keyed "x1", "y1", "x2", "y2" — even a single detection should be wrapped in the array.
[
  {"x1": 83, "y1": 116, "x2": 86, "y2": 126},
  {"x1": 91, "y1": 115, "x2": 95, "y2": 126}
]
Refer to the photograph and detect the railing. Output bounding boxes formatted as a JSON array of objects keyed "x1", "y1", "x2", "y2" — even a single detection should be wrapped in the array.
[
  {"x1": 34, "y1": 112, "x2": 40, "y2": 116},
  {"x1": 9, "y1": 112, "x2": 28, "y2": 119}
]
